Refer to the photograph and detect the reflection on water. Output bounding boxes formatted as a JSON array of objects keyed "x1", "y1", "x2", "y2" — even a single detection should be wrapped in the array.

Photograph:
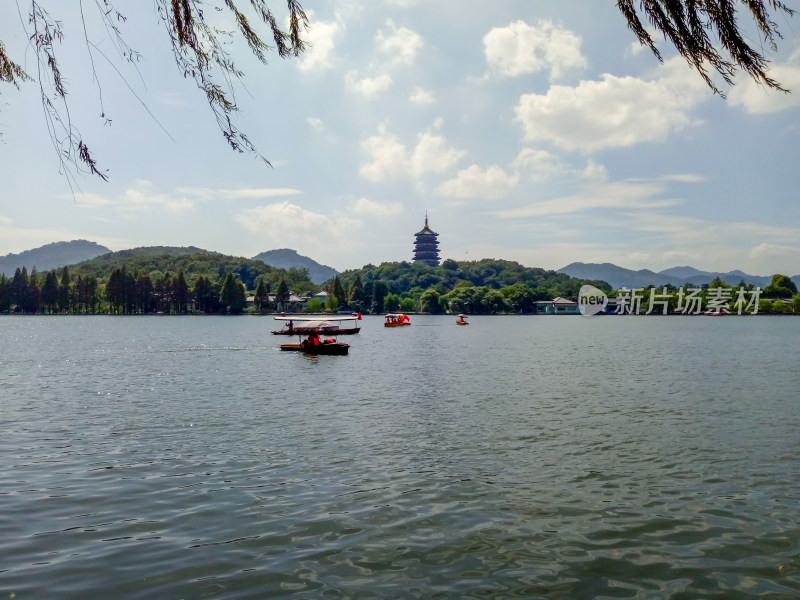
[{"x1": 1, "y1": 315, "x2": 799, "y2": 598}]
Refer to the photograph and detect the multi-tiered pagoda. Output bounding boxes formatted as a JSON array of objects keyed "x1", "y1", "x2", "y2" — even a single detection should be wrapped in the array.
[{"x1": 412, "y1": 214, "x2": 440, "y2": 267}]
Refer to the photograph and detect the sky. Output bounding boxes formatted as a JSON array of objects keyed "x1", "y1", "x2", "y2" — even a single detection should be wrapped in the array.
[{"x1": 1, "y1": 1, "x2": 799, "y2": 276}]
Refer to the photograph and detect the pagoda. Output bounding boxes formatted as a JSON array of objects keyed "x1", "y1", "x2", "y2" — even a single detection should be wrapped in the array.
[{"x1": 412, "y1": 214, "x2": 440, "y2": 267}]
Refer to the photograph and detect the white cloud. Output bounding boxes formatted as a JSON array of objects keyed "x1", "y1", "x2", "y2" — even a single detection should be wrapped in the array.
[
  {"x1": 728, "y1": 53, "x2": 800, "y2": 113},
  {"x1": 122, "y1": 188, "x2": 194, "y2": 214},
  {"x1": 627, "y1": 213, "x2": 800, "y2": 243},
  {"x1": 512, "y1": 148, "x2": 569, "y2": 182},
  {"x1": 484, "y1": 19, "x2": 587, "y2": 80},
  {"x1": 376, "y1": 20, "x2": 423, "y2": 66},
  {"x1": 99, "y1": 182, "x2": 295, "y2": 215},
  {"x1": 307, "y1": 117, "x2": 337, "y2": 143},
  {"x1": 0, "y1": 215, "x2": 13, "y2": 226},
  {"x1": 218, "y1": 188, "x2": 303, "y2": 199},
  {"x1": 435, "y1": 165, "x2": 519, "y2": 199},
  {"x1": 410, "y1": 86, "x2": 434, "y2": 104},
  {"x1": 298, "y1": 15, "x2": 342, "y2": 72},
  {"x1": 349, "y1": 197, "x2": 403, "y2": 218},
  {"x1": 74, "y1": 193, "x2": 117, "y2": 208},
  {"x1": 359, "y1": 129, "x2": 408, "y2": 181},
  {"x1": 580, "y1": 160, "x2": 609, "y2": 182},
  {"x1": 345, "y1": 71, "x2": 393, "y2": 97},
  {"x1": 749, "y1": 242, "x2": 800, "y2": 260},
  {"x1": 435, "y1": 149, "x2": 607, "y2": 201},
  {"x1": 498, "y1": 180, "x2": 677, "y2": 218},
  {"x1": 234, "y1": 201, "x2": 360, "y2": 249},
  {"x1": 747, "y1": 243, "x2": 800, "y2": 274},
  {"x1": 514, "y1": 57, "x2": 708, "y2": 152},
  {"x1": 410, "y1": 132, "x2": 466, "y2": 176},
  {"x1": 359, "y1": 125, "x2": 466, "y2": 182}
]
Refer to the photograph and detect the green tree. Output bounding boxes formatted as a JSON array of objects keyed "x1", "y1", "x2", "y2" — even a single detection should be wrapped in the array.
[
  {"x1": 58, "y1": 266, "x2": 72, "y2": 313},
  {"x1": 371, "y1": 280, "x2": 388, "y2": 314},
  {"x1": 348, "y1": 274, "x2": 366, "y2": 312},
  {"x1": 10, "y1": 267, "x2": 29, "y2": 313},
  {"x1": 383, "y1": 293, "x2": 401, "y2": 313},
  {"x1": 135, "y1": 272, "x2": 155, "y2": 314},
  {"x1": 27, "y1": 268, "x2": 41, "y2": 314},
  {"x1": 763, "y1": 274, "x2": 798, "y2": 299},
  {"x1": 41, "y1": 270, "x2": 59, "y2": 313},
  {"x1": 790, "y1": 293, "x2": 800, "y2": 314},
  {"x1": 500, "y1": 283, "x2": 536, "y2": 313},
  {"x1": 707, "y1": 277, "x2": 729, "y2": 289},
  {"x1": 74, "y1": 274, "x2": 98, "y2": 313},
  {"x1": 253, "y1": 280, "x2": 269, "y2": 312},
  {"x1": 275, "y1": 277, "x2": 290, "y2": 302},
  {"x1": 400, "y1": 296, "x2": 417, "y2": 313},
  {"x1": 324, "y1": 293, "x2": 339, "y2": 313},
  {"x1": 304, "y1": 298, "x2": 324, "y2": 313},
  {"x1": 286, "y1": 267, "x2": 312, "y2": 286},
  {"x1": 219, "y1": 272, "x2": 246, "y2": 314},
  {"x1": 331, "y1": 275, "x2": 346, "y2": 308},
  {"x1": 0, "y1": 275, "x2": 10, "y2": 312},
  {"x1": 193, "y1": 276, "x2": 217, "y2": 314},
  {"x1": 419, "y1": 287, "x2": 442, "y2": 313},
  {"x1": 173, "y1": 270, "x2": 190, "y2": 314},
  {"x1": 106, "y1": 267, "x2": 124, "y2": 314}
]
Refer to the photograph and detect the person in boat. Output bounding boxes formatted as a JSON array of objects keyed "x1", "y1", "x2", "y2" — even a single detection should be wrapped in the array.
[{"x1": 305, "y1": 331, "x2": 320, "y2": 345}]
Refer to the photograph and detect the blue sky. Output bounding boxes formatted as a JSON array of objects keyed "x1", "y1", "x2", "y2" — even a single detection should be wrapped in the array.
[{"x1": 1, "y1": 1, "x2": 799, "y2": 275}]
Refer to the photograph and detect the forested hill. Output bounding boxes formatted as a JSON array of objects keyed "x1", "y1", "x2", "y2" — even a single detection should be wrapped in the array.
[
  {"x1": 69, "y1": 247, "x2": 291, "y2": 289},
  {"x1": 337, "y1": 258, "x2": 611, "y2": 302}
]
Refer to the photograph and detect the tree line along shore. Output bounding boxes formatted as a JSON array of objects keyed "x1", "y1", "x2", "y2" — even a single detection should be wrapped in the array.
[{"x1": 1, "y1": 251, "x2": 797, "y2": 316}]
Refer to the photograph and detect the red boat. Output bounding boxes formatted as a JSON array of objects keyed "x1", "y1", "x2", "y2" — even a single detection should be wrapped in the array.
[
  {"x1": 280, "y1": 339, "x2": 350, "y2": 355},
  {"x1": 385, "y1": 314, "x2": 410, "y2": 327}
]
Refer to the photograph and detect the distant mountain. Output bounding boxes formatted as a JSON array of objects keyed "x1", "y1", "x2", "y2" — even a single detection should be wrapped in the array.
[
  {"x1": 557, "y1": 262, "x2": 672, "y2": 290},
  {"x1": 252, "y1": 248, "x2": 338, "y2": 284},
  {"x1": 657, "y1": 266, "x2": 773, "y2": 288},
  {"x1": 558, "y1": 262, "x2": 797, "y2": 290},
  {"x1": 0, "y1": 240, "x2": 110, "y2": 276}
]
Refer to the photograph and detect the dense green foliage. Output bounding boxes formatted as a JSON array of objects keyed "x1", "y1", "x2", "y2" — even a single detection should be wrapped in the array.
[
  {"x1": 4, "y1": 250, "x2": 794, "y2": 317},
  {"x1": 0, "y1": 254, "x2": 611, "y2": 316},
  {"x1": 763, "y1": 274, "x2": 798, "y2": 299},
  {"x1": 70, "y1": 247, "x2": 278, "y2": 290},
  {"x1": 0, "y1": 248, "x2": 318, "y2": 315},
  {"x1": 336, "y1": 259, "x2": 612, "y2": 315}
]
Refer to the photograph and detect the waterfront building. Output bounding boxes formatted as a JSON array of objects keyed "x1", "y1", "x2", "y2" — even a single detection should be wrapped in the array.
[
  {"x1": 412, "y1": 214, "x2": 440, "y2": 267},
  {"x1": 534, "y1": 297, "x2": 580, "y2": 314}
]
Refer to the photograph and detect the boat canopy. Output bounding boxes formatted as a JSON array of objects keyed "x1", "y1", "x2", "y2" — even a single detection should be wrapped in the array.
[
  {"x1": 289, "y1": 320, "x2": 340, "y2": 332},
  {"x1": 274, "y1": 315, "x2": 358, "y2": 323}
]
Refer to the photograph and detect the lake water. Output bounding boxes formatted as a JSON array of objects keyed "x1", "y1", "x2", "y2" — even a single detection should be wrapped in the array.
[{"x1": 1, "y1": 314, "x2": 799, "y2": 599}]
